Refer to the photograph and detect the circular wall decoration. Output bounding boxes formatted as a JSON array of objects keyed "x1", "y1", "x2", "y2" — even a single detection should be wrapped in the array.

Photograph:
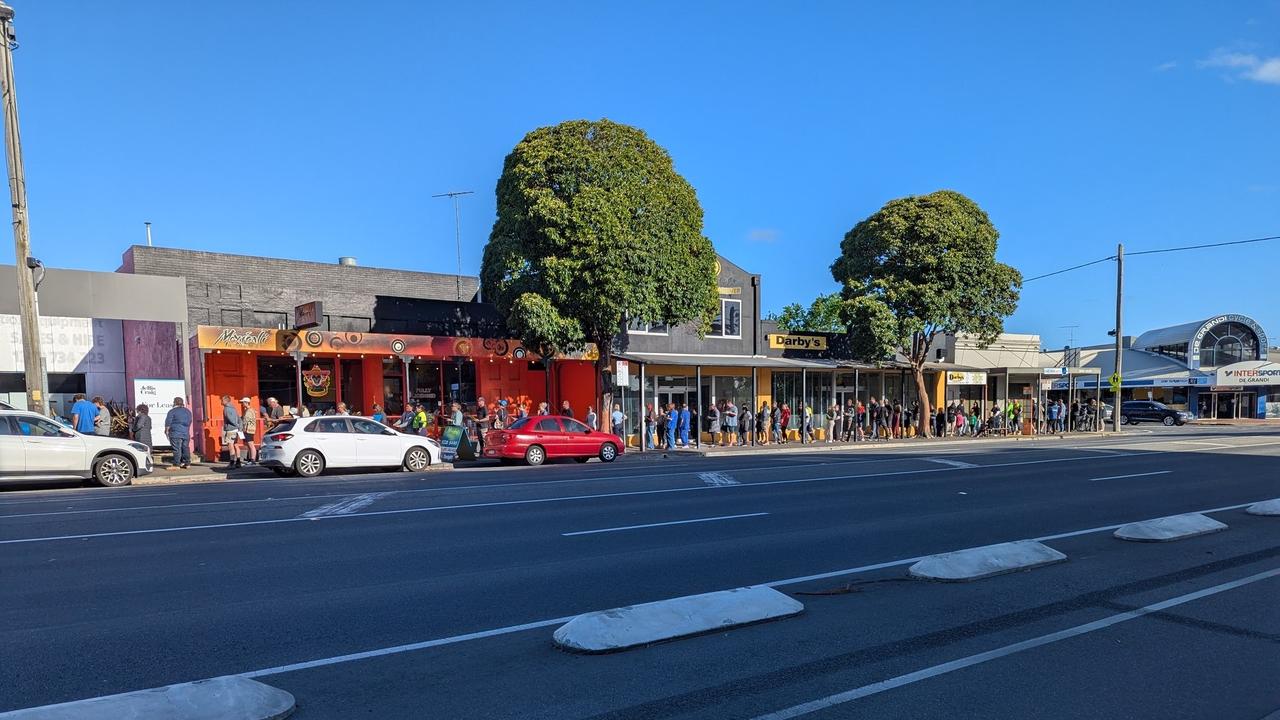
[
  {"x1": 453, "y1": 339, "x2": 473, "y2": 356},
  {"x1": 390, "y1": 338, "x2": 407, "y2": 354},
  {"x1": 304, "y1": 330, "x2": 322, "y2": 347},
  {"x1": 513, "y1": 347, "x2": 527, "y2": 359}
]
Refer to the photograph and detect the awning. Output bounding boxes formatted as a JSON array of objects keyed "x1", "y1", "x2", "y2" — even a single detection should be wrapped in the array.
[{"x1": 618, "y1": 352, "x2": 848, "y2": 370}]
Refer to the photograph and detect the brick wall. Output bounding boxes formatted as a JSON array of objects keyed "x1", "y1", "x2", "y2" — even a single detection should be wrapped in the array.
[{"x1": 123, "y1": 245, "x2": 480, "y2": 332}]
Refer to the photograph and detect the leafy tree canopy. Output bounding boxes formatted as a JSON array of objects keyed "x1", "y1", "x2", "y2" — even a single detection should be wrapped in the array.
[
  {"x1": 830, "y1": 190, "x2": 1021, "y2": 365},
  {"x1": 769, "y1": 292, "x2": 847, "y2": 333},
  {"x1": 481, "y1": 119, "x2": 719, "y2": 358}
]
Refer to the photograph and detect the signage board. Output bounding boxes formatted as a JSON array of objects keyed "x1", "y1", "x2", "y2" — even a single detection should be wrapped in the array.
[
  {"x1": 439, "y1": 424, "x2": 476, "y2": 463},
  {"x1": 1041, "y1": 367, "x2": 1068, "y2": 376},
  {"x1": 615, "y1": 360, "x2": 629, "y2": 387},
  {"x1": 132, "y1": 378, "x2": 186, "y2": 448},
  {"x1": 716, "y1": 286, "x2": 742, "y2": 295},
  {"x1": 945, "y1": 371, "x2": 987, "y2": 386},
  {"x1": 767, "y1": 334, "x2": 828, "y2": 351},
  {"x1": 293, "y1": 301, "x2": 323, "y2": 330},
  {"x1": 1215, "y1": 360, "x2": 1280, "y2": 387}
]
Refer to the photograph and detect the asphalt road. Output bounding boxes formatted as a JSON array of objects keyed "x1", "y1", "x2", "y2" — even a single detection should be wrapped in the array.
[{"x1": 2, "y1": 426, "x2": 1279, "y2": 718}]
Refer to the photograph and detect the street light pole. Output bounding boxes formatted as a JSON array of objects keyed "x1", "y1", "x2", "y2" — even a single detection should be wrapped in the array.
[
  {"x1": 1113, "y1": 243, "x2": 1124, "y2": 434},
  {"x1": 432, "y1": 190, "x2": 475, "y2": 302},
  {"x1": 0, "y1": 3, "x2": 47, "y2": 414}
]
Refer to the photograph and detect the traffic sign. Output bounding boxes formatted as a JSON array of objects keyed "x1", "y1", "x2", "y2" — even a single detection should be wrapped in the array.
[{"x1": 1108, "y1": 372, "x2": 1121, "y2": 390}]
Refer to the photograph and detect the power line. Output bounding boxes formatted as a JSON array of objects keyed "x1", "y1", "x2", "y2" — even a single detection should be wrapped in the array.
[{"x1": 1022, "y1": 233, "x2": 1280, "y2": 283}]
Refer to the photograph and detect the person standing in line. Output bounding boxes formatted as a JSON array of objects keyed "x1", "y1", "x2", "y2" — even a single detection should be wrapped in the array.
[
  {"x1": 610, "y1": 404, "x2": 625, "y2": 440},
  {"x1": 771, "y1": 403, "x2": 782, "y2": 444},
  {"x1": 396, "y1": 403, "x2": 414, "y2": 431},
  {"x1": 371, "y1": 403, "x2": 386, "y2": 424},
  {"x1": 129, "y1": 403, "x2": 153, "y2": 450},
  {"x1": 826, "y1": 403, "x2": 838, "y2": 443},
  {"x1": 449, "y1": 402, "x2": 464, "y2": 427},
  {"x1": 240, "y1": 397, "x2": 259, "y2": 464},
  {"x1": 165, "y1": 397, "x2": 193, "y2": 469},
  {"x1": 93, "y1": 396, "x2": 111, "y2": 436},
  {"x1": 739, "y1": 403, "x2": 753, "y2": 446},
  {"x1": 670, "y1": 399, "x2": 680, "y2": 445},
  {"x1": 585, "y1": 406, "x2": 599, "y2": 431},
  {"x1": 560, "y1": 400, "x2": 574, "y2": 419},
  {"x1": 678, "y1": 402, "x2": 691, "y2": 447},
  {"x1": 265, "y1": 397, "x2": 285, "y2": 430},
  {"x1": 644, "y1": 403, "x2": 657, "y2": 449},
  {"x1": 706, "y1": 401, "x2": 720, "y2": 446},
  {"x1": 220, "y1": 395, "x2": 243, "y2": 468},
  {"x1": 70, "y1": 393, "x2": 97, "y2": 434},
  {"x1": 758, "y1": 401, "x2": 770, "y2": 445}
]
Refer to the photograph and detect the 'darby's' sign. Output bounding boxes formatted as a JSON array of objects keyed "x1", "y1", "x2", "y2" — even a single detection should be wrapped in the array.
[{"x1": 767, "y1": 334, "x2": 828, "y2": 351}]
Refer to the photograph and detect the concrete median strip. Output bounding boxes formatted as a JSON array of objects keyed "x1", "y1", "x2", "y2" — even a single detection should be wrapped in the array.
[
  {"x1": 552, "y1": 586, "x2": 804, "y2": 653},
  {"x1": 0, "y1": 676, "x2": 294, "y2": 720},
  {"x1": 908, "y1": 540, "x2": 1067, "y2": 582},
  {"x1": 1113, "y1": 512, "x2": 1227, "y2": 542},
  {"x1": 1246, "y1": 499, "x2": 1280, "y2": 516}
]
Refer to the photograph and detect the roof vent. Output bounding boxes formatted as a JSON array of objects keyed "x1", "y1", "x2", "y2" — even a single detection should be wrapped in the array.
[{"x1": 338, "y1": 256, "x2": 357, "y2": 266}]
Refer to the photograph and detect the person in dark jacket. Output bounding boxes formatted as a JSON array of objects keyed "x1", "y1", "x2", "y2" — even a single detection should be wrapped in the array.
[
  {"x1": 165, "y1": 397, "x2": 193, "y2": 469},
  {"x1": 130, "y1": 404, "x2": 153, "y2": 449}
]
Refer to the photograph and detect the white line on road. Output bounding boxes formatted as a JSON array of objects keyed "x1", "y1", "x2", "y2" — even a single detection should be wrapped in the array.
[
  {"x1": 750, "y1": 566, "x2": 1280, "y2": 719},
  {"x1": 699, "y1": 471, "x2": 740, "y2": 486},
  {"x1": 924, "y1": 458, "x2": 979, "y2": 469},
  {"x1": 562, "y1": 512, "x2": 768, "y2": 537},
  {"x1": 0, "y1": 450, "x2": 1190, "y2": 545},
  {"x1": 299, "y1": 492, "x2": 391, "y2": 518},
  {"x1": 1088, "y1": 471, "x2": 1172, "y2": 482}
]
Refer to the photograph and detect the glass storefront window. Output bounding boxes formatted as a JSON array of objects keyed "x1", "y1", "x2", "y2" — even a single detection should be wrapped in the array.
[
  {"x1": 410, "y1": 361, "x2": 442, "y2": 412},
  {"x1": 442, "y1": 359, "x2": 477, "y2": 408}
]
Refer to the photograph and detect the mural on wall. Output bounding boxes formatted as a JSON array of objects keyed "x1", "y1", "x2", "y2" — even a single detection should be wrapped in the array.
[{"x1": 196, "y1": 325, "x2": 597, "y2": 361}]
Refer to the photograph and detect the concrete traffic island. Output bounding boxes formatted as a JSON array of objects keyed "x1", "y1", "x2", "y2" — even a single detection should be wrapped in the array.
[
  {"x1": 1114, "y1": 512, "x2": 1228, "y2": 542},
  {"x1": 1246, "y1": 499, "x2": 1280, "y2": 516},
  {"x1": 909, "y1": 540, "x2": 1068, "y2": 582},
  {"x1": 0, "y1": 676, "x2": 294, "y2": 720},
  {"x1": 552, "y1": 586, "x2": 804, "y2": 653}
]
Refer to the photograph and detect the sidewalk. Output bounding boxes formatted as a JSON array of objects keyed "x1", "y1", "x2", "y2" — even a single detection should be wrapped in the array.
[
  {"x1": 1189, "y1": 418, "x2": 1276, "y2": 427},
  {"x1": 648, "y1": 430, "x2": 1116, "y2": 458}
]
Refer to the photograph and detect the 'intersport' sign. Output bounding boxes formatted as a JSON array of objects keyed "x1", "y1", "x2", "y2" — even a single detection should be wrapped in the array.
[{"x1": 1215, "y1": 361, "x2": 1280, "y2": 387}]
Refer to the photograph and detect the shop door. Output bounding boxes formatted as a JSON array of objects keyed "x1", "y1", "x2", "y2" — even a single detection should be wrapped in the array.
[
  {"x1": 1238, "y1": 392, "x2": 1257, "y2": 419},
  {"x1": 1216, "y1": 393, "x2": 1236, "y2": 419},
  {"x1": 1197, "y1": 394, "x2": 1215, "y2": 420}
]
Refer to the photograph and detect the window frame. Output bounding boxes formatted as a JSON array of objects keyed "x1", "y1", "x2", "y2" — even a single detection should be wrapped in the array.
[
  {"x1": 625, "y1": 315, "x2": 670, "y2": 336},
  {"x1": 534, "y1": 418, "x2": 563, "y2": 432},
  {"x1": 710, "y1": 298, "x2": 743, "y2": 339}
]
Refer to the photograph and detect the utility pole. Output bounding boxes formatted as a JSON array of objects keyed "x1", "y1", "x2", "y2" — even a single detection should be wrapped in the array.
[
  {"x1": 0, "y1": 3, "x2": 47, "y2": 415},
  {"x1": 1112, "y1": 243, "x2": 1124, "y2": 433},
  {"x1": 432, "y1": 190, "x2": 474, "y2": 302}
]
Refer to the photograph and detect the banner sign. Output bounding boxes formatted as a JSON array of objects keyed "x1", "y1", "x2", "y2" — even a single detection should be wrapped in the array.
[
  {"x1": 1215, "y1": 361, "x2": 1280, "y2": 387},
  {"x1": 196, "y1": 325, "x2": 532, "y2": 360},
  {"x1": 1041, "y1": 367, "x2": 1068, "y2": 376},
  {"x1": 767, "y1": 334, "x2": 828, "y2": 351},
  {"x1": 439, "y1": 424, "x2": 476, "y2": 463},
  {"x1": 132, "y1": 378, "x2": 186, "y2": 448},
  {"x1": 293, "y1": 301, "x2": 323, "y2": 330},
  {"x1": 615, "y1": 360, "x2": 629, "y2": 387},
  {"x1": 945, "y1": 371, "x2": 988, "y2": 385}
]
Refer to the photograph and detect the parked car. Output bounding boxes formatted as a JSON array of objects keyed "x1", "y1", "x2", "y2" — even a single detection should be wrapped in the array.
[
  {"x1": 0, "y1": 409, "x2": 153, "y2": 486},
  {"x1": 483, "y1": 414, "x2": 621, "y2": 465},
  {"x1": 258, "y1": 415, "x2": 441, "y2": 477},
  {"x1": 1118, "y1": 400, "x2": 1189, "y2": 426}
]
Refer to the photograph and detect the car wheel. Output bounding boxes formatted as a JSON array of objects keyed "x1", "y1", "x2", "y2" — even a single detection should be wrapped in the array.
[
  {"x1": 599, "y1": 442, "x2": 618, "y2": 463},
  {"x1": 403, "y1": 446, "x2": 431, "y2": 472},
  {"x1": 294, "y1": 449, "x2": 325, "y2": 478},
  {"x1": 525, "y1": 445, "x2": 546, "y2": 466},
  {"x1": 1119, "y1": 414, "x2": 1129, "y2": 425},
  {"x1": 93, "y1": 453, "x2": 135, "y2": 487},
  {"x1": 574, "y1": 457, "x2": 590, "y2": 463},
  {"x1": 1162, "y1": 416, "x2": 1175, "y2": 427}
]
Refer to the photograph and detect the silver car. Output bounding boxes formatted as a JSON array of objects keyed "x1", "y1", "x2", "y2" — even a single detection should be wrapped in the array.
[{"x1": 0, "y1": 410, "x2": 153, "y2": 486}]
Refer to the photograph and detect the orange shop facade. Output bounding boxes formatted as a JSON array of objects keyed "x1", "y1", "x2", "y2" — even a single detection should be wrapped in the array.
[{"x1": 190, "y1": 325, "x2": 596, "y2": 458}]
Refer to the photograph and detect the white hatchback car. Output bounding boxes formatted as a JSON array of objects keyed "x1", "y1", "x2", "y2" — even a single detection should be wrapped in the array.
[
  {"x1": 258, "y1": 415, "x2": 442, "y2": 477},
  {"x1": 0, "y1": 409, "x2": 153, "y2": 487}
]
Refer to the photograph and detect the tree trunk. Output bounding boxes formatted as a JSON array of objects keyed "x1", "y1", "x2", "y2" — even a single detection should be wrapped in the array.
[
  {"x1": 595, "y1": 345, "x2": 613, "y2": 436},
  {"x1": 913, "y1": 365, "x2": 932, "y2": 438}
]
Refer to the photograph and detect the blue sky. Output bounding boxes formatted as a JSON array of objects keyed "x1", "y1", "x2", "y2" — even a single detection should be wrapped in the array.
[{"x1": 6, "y1": 1, "x2": 1279, "y2": 349}]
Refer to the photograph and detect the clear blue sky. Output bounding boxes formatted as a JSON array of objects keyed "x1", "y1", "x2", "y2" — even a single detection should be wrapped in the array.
[{"x1": 6, "y1": 1, "x2": 1279, "y2": 349}]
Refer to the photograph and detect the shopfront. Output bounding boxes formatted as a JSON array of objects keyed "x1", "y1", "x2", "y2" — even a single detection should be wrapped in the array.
[
  {"x1": 192, "y1": 325, "x2": 587, "y2": 457},
  {"x1": 1196, "y1": 361, "x2": 1280, "y2": 419}
]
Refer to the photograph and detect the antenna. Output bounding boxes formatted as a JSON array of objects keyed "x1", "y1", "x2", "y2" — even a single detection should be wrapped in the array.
[
  {"x1": 432, "y1": 190, "x2": 475, "y2": 301},
  {"x1": 1059, "y1": 324, "x2": 1079, "y2": 347}
]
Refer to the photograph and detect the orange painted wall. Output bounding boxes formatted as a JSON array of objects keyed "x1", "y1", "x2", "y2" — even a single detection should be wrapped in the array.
[
  {"x1": 557, "y1": 361, "x2": 597, "y2": 418},
  {"x1": 201, "y1": 352, "x2": 259, "y2": 459}
]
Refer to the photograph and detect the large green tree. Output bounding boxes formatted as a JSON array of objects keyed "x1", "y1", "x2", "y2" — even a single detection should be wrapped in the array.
[
  {"x1": 482, "y1": 119, "x2": 719, "y2": 435},
  {"x1": 769, "y1": 292, "x2": 847, "y2": 333},
  {"x1": 831, "y1": 190, "x2": 1021, "y2": 437}
]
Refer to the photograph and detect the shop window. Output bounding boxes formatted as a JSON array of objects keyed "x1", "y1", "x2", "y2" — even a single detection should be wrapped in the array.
[
  {"x1": 257, "y1": 356, "x2": 299, "y2": 410},
  {"x1": 710, "y1": 299, "x2": 742, "y2": 338},
  {"x1": 333, "y1": 316, "x2": 372, "y2": 333},
  {"x1": 1198, "y1": 322, "x2": 1260, "y2": 367},
  {"x1": 443, "y1": 360, "x2": 477, "y2": 406}
]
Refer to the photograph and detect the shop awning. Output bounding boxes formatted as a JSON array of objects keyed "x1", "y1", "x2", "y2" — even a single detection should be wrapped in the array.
[{"x1": 617, "y1": 352, "x2": 848, "y2": 370}]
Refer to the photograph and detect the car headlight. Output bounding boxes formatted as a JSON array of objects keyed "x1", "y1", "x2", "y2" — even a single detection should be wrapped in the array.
[{"x1": 129, "y1": 442, "x2": 149, "y2": 452}]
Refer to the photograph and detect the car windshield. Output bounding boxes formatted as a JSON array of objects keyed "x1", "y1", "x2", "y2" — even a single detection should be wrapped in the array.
[
  {"x1": 1150, "y1": 402, "x2": 1169, "y2": 410},
  {"x1": 270, "y1": 420, "x2": 296, "y2": 433}
]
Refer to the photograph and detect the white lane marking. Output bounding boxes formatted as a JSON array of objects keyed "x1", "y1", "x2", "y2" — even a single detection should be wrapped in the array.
[
  {"x1": 0, "y1": 492, "x2": 179, "y2": 508},
  {"x1": 1168, "y1": 440, "x2": 1233, "y2": 449},
  {"x1": 0, "y1": 450, "x2": 1186, "y2": 545},
  {"x1": 1088, "y1": 471, "x2": 1172, "y2": 482},
  {"x1": 699, "y1": 472, "x2": 740, "y2": 486},
  {"x1": 562, "y1": 512, "x2": 768, "y2": 537},
  {"x1": 1068, "y1": 447, "x2": 1126, "y2": 454},
  {"x1": 924, "y1": 458, "x2": 979, "y2": 469},
  {"x1": 751, "y1": 567, "x2": 1280, "y2": 719},
  {"x1": 300, "y1": 492, "x2": 391, "y2": 518}
]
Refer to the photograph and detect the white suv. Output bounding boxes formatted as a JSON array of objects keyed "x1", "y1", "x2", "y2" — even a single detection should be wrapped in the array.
[
  {"x1": 259, "y1": 415, "x2": 441, "y2": 477},
  {"x1": 0, "y1": 410, "x2": 153, "y2": 487}
]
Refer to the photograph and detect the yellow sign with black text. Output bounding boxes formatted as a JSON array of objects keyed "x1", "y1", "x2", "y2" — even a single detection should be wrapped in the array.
[{"x1": 767, "y1": 334, "x2": 828, "y2": 351}]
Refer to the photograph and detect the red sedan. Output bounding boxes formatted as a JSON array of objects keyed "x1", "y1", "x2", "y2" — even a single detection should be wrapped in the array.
[{"x1": 483, "y1": 414, "x2": 621, "y2": 465}]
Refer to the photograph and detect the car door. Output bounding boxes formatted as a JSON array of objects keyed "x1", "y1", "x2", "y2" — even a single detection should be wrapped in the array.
[
  {"x1": 306, "y1": 417, "x2": 358, "y2": 467},
  {"x1": 533, "y1": 417, "x2": 568, "y2": 457},
  {"x1": 17, "y1": 414, "x2": 88, "y2": 476},
  {"x1": 560, "y1": 417, "x2": 595, "y2": 455},
  {"x1": 1137, "y1": 402, "x2": 1158, "y2": 422},
  {"x1": 351, "y1": 418, "x2": 402, "y2": 466},
  {"x1": 0, "y1": 416, "x2": 26, "y2": 476}
]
